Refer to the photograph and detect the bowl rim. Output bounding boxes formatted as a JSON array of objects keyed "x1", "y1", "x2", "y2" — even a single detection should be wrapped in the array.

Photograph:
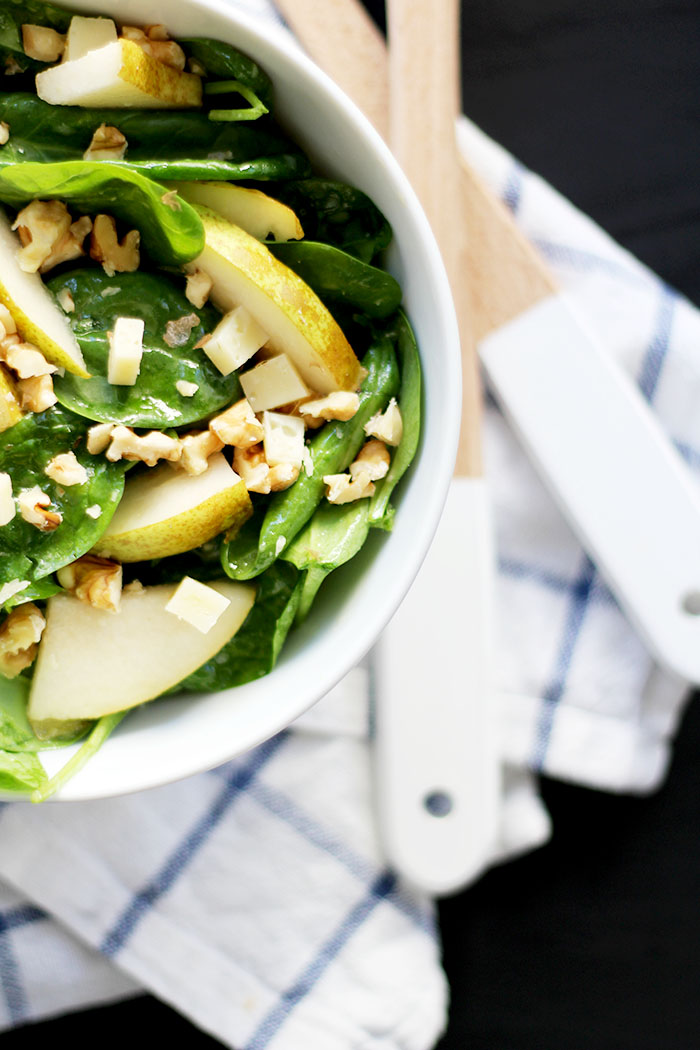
[{"x1": 13, "y1": 0, "x2": 463, "y2": 801}]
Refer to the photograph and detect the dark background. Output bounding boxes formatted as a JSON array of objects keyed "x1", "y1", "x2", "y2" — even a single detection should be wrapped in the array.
[{"x1": 6, "y1": 0, "x2": 700, "y2": 1047}]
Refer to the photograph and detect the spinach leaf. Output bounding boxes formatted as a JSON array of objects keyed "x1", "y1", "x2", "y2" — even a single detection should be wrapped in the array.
[
  {"x1": 0, "y1": 161, "x2": 204, "y2": 266},
  {"x1": 281, "y1": 310, "x2": 423, "y2": 616},
  {"x1": 0, "y1": 0, "x2": 72, "y2": 75},
  {"x1": 268, "y1": 241, "x2": 402, "y2": 318},
  {"x1": 181, "y1": 38, "x2": 274, "y2": 110},
  {"x1": 1, "y1": 576, "x2": 60, "y2": 612},
  {"x1": 50, "y1": 268, "x2": 238, "y2": 428},
  {"x1": 0, "y1": 404, "x2": 126, "y2": 587},
  {"x1": 267, "y1": 179, "x2": 392, "y2": 263},
  {"x1": 222, "y1": 336, "x2": 400, "y2": 581},
  {"x1": 0, "y1": 673, "x2": 85, "y2": 752},
  {"x1": 0, "y1": 94, "x2": 310, "y2": 183},
  {"x1": 0, "y1": 748, "x2": 46, "y2": 794},
  {"x1": 179, "y1": 561, "x2": 301, "y2": 692}
]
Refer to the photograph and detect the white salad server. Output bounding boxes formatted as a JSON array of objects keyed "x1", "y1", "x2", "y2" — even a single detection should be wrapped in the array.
[{"x1": 278, "y1": 0, "x2": 502, "y2": 895}]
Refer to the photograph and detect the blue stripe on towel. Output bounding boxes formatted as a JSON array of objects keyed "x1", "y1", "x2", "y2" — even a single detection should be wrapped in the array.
[
  {"x1": 100, "y1": 732, "x2": 289, "y2": 957},
  {"x1": 533, "y1": 555, "x2": 597, "y2": 769},
  {"x1": 500, "y1": 555, "x2": 614, "y2": 605},
  {"x1": 638, "y1": 284, "x2": 678, "y2": 403},
  {"x1": 244, "y1": 871, "x2": 396, "y2": 1050},
  {"x1": 0, "y1": 904, "x2": 45, "y2": 1025},
  {"x1": 501, "y1": 162, "x2": 524, "y2": 214}
]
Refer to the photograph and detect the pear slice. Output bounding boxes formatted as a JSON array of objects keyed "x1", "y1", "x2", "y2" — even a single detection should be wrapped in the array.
[
  {"x1": 36, "y1": 39, "x2": 202, "y2": 109},
  {"x1": 64, "y1": 16, "x2": 118, "y2": 62},
  {"x1": 92, "y1": 452, "x2": 252, "y2": 562},
  {"x1": 170, "y1": 182, "x2": 304, "y2": 242},
  {"x1": 191, "y1": 206, "x2": 363, "y2": 395},
  {"x1": 27, "y1": 579, "x2": 256, "y2": 728},
  {"x1": 0, "y1": 365, "x2": 23, "y2": 433},
  {"x1": 0, "y1": 211, "x2": 88, "y2": 377}
]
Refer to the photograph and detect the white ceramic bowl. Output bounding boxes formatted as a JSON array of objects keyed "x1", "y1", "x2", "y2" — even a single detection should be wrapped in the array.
[{"x1": 32, "y1": 0, "x2": 461, "y2": 799}]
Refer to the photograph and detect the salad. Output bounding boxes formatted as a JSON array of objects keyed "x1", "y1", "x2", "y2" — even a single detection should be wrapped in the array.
[{"x1": 0, "y1": 0, "x2": 421, "y2": 801}]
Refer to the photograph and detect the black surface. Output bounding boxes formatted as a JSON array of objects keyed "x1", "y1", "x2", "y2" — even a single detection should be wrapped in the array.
[{"x1": 5, "y1": 1, "x2": 700, "y2": 1046}]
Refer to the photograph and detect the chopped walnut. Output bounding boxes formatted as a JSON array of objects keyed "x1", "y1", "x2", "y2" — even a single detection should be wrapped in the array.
[
  {"x1": 210, "y1": 399, "x2": 263, "y2": 449},
  {"x1": 175, "y1": 379, "x2": 198, "y2": 398},
  {"x1": 57, "y1": 287, "x2": 75, "y2": 313},
  {"x1": 4, "y1": 56, "x2": 22, "y2": 76},
  {"x1": 163, "y1": 313, "x2": 199, "y2": 348},
  {"x1": 0, "y1": 123, "x2": 9, "y2": 146},
  {"x1": 17, "y1": 485, "x2": 61, "y2": 530},
  {"x1": 0, "y1": 306, "x2": 16, "y2": 336},
  {"x1": 177, "y1": 430, "x2": 223, "y2": 476},
  {"x1": 298, "y1": 391, "x2": 360, "y2": 428},
  {"x1": 16, "y1": 374, "x2": 57, "y2": 413},
  {"x1": 349, "y1": 439, "x2": 390, "y2": 481},
  {"x1": 21, "y1": 24, "x2": 65, "y2": 62},
  {"x1": 40, "y1": 215, "x2": 93, "y2": 274},
  {"x1": 12, "y1": 200, "x2": 72, "y2": 274},
  {"x1": 45, "y1": 451, "x2": 88, "y2": 487},
  {"x1": 57, "y1": 554, "x2": 122, "y2": 612},
  {"x1": 160, "y1": 190, "x2": 181, "y2": 211},
  {"x1": 83, "y1": 123, "x2": 127, "y2": 162},
  {"x1": 106, "y1": 426, "x2": 181, "y2": 467},
  {"x1": 232, "y1": 444, "x2": 298, "y2": 494},
  {"x1": 0, "y1": 603, "x2": 45, "y2": 678},
  {"x1": 120, "y1": 25, "x2": 186, "y2": 70},
  {"x1": 1, "y1": 339, "x2": 57, "y2": 379},
  {"x1": 364, "y1": 397, "x2": 403, "y2": 446},
  {"x1": 86, "y1": 422, "x2": 114, "y2": 454},
  {"x1": 323, "y1": 470, "x2": 375, "y2": 504},
  {"x1": 90, "y1": 214, "x2": 140, "y2": 277},
  {"x1": 185, "y1": 269, "x2": 213, "y2": 309}
]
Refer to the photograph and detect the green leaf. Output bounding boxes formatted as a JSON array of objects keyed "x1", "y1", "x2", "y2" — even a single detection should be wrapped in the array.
[
  {"x1": 1, "y1": 576, "x2": 60, "y2": 613},
  {"x1": 0, "y1": 161, "x2": 204, "y2": 266},
  {"x1": 181, "y1": 37, "x2": 274, "y2": 110},
  {"x1": 268, "y1": 179, "x2": 393, "y2": 263},
  {"x1": 222, "y1": 336, "x2": 400, "y2": 581},
  {"x1": 0, "y1": 404, "x2": 126, "y2": 587},
  {"x1": 179, "y1": 561, "x2": 301, "y2": 692},
  {"x1": 268, "y1": 241, "x2": 402, "y2": 318},
  {"x1": 0, "y1": 673, "x2": 85, "y2": 752},
  {"x1": 0, "y1": 94, "x2": 310, "y2": 183},
  {"x1": 0, "y1": 748, "x2": 47, "y2": 794},
  {"x1": 49, "y1": 268, "x2": 238, "y2": 428},
  {"x1": 204, "y1": 79, "x2": 269, "y2": 123}
]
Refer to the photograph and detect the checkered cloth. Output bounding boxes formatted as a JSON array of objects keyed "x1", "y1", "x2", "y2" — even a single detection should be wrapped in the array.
[{"x1": 0, "y1": 0, "x2": 695, "y2": 1045}]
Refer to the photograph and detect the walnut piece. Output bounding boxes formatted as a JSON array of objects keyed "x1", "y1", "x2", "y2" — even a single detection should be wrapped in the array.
[
  {"x1": 17, "y1": 485, "x2": 61, "y2": 530},
  {"x1": 45, "y1": 451, "x2": 88, "y2": 487},
  {"x1": 364, "y1": 397, "x2": 403, "y2": 446},
  {"x1": 12, "y1": 200, "x2": 72, "y2": 274},
  {"x1": 57, "y1": 555, "x2": 122, "y2": 612},
  {"x1": 83, "y1": 123, "x2": 127, "y2": 162},
  {"x1": 90, "y1": 214, "x2": 140, "y2": 277},
  {"x1": 0, "y1": 123, "x2": 9, "y2": 146},
  {"x1": 21, "y1": 24, "x2": 65, "y2": 62},
  {"x1": 349, "y1": 439, "x2": 390, "y2": 481},
  {"x1": 86, "y1": 422, "x2": 115, "y2": 455},
  {"x1": 185, "y1": 269, "x2": 213, "y2": 309},
  {"x1": 210, "y1": 398, "x2": 264, "y2": 449},
  {"x1": 298, "y1": 391, "x2": 360, "y2": 428},
  {"x1": 232, "y1": 444, "x2": 298, "y2": 494},
  {"x1": 40, "y1": 215, "x2": 93, "y2": 274},
  {"x1": 106, "y1": 425, "x2": 181, "y2": 467},
  {"x1": 16, "y1": 374, "x2": 57, "y2": 413},
  {"x1": 0, "y1": 603, "x2": 45, "y2": 678},
  {"x1": 323, "y1": 470, "x2": 375, "y2": 504},
  {"x1": 1, "y1": 337, "x2": 57, "y2": 379},
  {"x1": 177, "y1": 430, "x2": 223, "y2": 476},
  {"x1": 163, "y1": 313, "x2": 200, "y2": 348}
]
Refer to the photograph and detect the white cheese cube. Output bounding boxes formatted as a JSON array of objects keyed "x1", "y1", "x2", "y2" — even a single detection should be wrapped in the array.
[
  {"x1": 64, "y1": 16, "x2": 117, "y2": 62},
  {"x1": 176, "y1": 379, "x2": 199, "y2": 398},
  {"x1": 165, "y1": 576, "x2": 231, "y2": 635},
  {"x1": 239, "y1": 354, "x2": 310, "y2": 412},
  {"x1": 108, "y1": 317, "x2": 144, "y2": 386},
  {"x1": 262, "y1": 411, "x2": 305, "y2": 469},
  {"x1": 202, "y1": 306, "x2": 268, "y2": 376},
  {"x1": 0, "y1": 471, "x2": 15, "y2": 526}
]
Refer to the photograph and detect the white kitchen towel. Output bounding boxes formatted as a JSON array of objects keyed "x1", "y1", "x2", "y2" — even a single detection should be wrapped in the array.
[{"x1": 0, "y1": 0, "x2": 696, "y2": 1045}]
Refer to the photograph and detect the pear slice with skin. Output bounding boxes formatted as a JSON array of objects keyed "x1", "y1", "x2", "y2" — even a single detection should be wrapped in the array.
[
  {"x1": 0, "y1": 210, "x2": 88, "y2": 377},
  {"x1": 191, "y1": 206, "x2": 364, "y2": 395},
  {"x1": 36, "y1": 39, "x2": 202, "y2": 109},
  {"x1": 170, "y1": 182, "x2": 304, "y2": 242},
  {"x1": 92, "y1": 452, "x2": 252, "y2": 562},
  {"x1": 27, "y1": 579, "x2": 256, "y2": 730},
  {"x1": 0, "y1": 365, "x2": 23, "y2": 433}
]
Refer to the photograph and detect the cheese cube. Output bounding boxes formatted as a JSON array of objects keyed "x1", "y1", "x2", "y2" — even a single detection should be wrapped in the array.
[
  {"x1": 262, "y1": 411, "x2": 305, "y2": 469},
  {"x1": 239, "y1": 354, "x2": 310, "y2": 413},
  {"x1": 165, "y1": 576, "x2": 231, "y2": 635},
  {"x1": 108, "y1": 317, "x2": 144, "y2": 386},
  {"x1": 202, "y1": 306, "x2": 268, "y2": 376},
  {"x1": 64, "y1": 16, "x2": 117, "y2": 62},
  {"x1": 0, "y1": 471, "x2": 15, "y2": 526}
]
